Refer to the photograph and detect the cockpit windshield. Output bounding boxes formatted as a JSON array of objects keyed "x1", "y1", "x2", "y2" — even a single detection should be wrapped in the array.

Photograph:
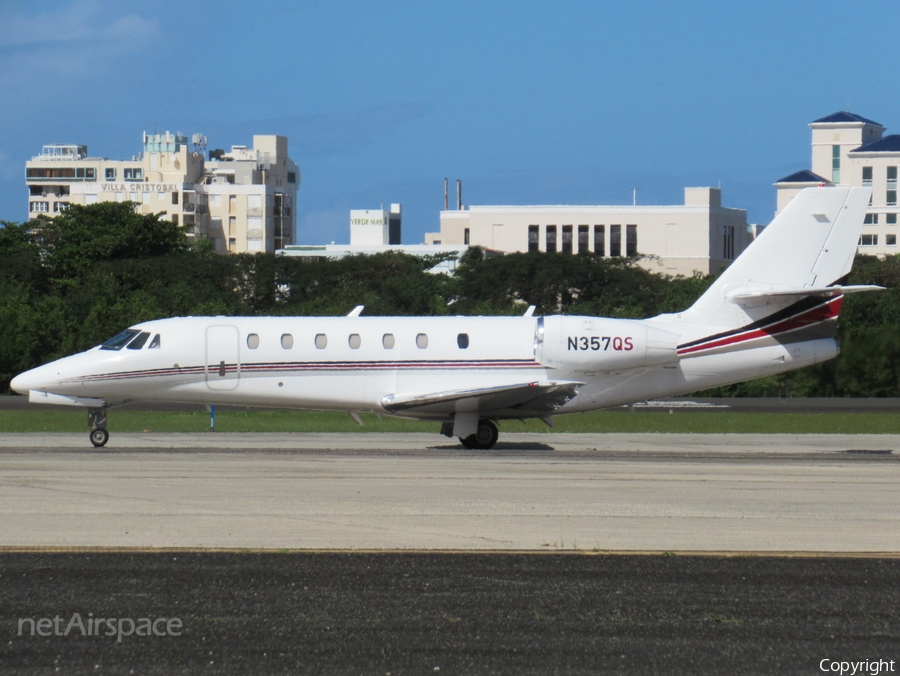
[
  {"x1": 100, "y1": 329, "x2": 140, "y2": 351},
  {"x1": 126, "y1": 331, "x2": 151, "y2": 350}
]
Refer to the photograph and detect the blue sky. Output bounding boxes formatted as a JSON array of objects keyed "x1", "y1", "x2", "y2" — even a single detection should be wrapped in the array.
[{"x1": 2, "y1": 0, "x2": 899, "y2": 244}]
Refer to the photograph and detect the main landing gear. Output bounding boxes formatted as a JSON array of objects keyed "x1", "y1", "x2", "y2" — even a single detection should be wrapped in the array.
[
  {"x1": 88, "y1": 407, "x2": 109, "y2": 447},
  {"x1": 440, "y1": 419, "x2": 500, "y2": 450}
]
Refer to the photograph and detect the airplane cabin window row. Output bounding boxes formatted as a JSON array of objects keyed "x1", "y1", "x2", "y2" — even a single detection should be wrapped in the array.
[{"x1": 242, "y1": 332, "x2": 472, "y2": 351}]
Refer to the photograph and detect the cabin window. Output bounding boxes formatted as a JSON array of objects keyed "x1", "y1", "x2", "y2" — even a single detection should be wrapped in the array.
[
  {"x1": 126, "y1": 332, "x2": 151, "y2": 350},
  {"x1": 100, "y1": 329, "x2": 140, "y2": 351},
  {"x1": 281, "y1": 334, "x2": 293, "y2": 349},
  {"x1": 148, "y1": 334, "x2": 161, "y2": 349},
  {"x1": 315, "y1": 334, "x2": 327, "y2": 349},
  {"x1": 382, "y1": 333, "x2": 395, "y2": 349},
  {"x1": 457, "y1": 333, "x2": 469, "y2": 349},
  {"x1": 416, "y1": 333, "x2": 429, "y2": 349},
  {"x1": 247, "y1": 333, "x2": 260, "y2": 349},
  {"x1": 349, "y1": 334, "x2": 361, "y2": 349}
]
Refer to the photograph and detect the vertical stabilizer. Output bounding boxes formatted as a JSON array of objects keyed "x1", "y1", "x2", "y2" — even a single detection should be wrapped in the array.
[{"x1": 678, "y1": 186, "x2": 871, "y2": 328}]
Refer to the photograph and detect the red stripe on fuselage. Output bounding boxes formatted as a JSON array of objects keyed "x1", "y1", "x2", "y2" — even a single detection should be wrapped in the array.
[
  {"x1": 678, "y1": 296, "x2": 843, "y2": 356},
  {"x1": 66, "y1": 360, "x2": 544, "y2": 384}
]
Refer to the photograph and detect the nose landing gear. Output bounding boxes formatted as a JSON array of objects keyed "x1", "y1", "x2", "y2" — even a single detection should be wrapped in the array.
[{"x1": 88, "y1": 407, "x2": 109, "y2": 447}]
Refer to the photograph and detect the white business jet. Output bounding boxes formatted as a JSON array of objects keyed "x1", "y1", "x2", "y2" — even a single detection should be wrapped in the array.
[{"x1": 11, "y1": 187, "x2": 881, "y2": 448}]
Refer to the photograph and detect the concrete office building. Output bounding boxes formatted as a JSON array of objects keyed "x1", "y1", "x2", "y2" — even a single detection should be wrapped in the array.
[
  {"x1": 424, "y1": 187, "x2": 752, "y2": 277},
  {"x1": 281, "y1": 202, "x2": 469, "y2": 275},
  {"x1": 775, "y1": 111, "x2": 900, "y2": 256},
  {"x1": 25, "y1": 132, "x2": 299, "y2": 254}
]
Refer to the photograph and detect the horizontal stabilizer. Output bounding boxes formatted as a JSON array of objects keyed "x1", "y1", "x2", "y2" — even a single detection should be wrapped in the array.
[
  {"x1": 381, "y1": 380, "x2": 582, "y2": 417},
  {"x1": 728, "y1": 284, "x2": 884, "y2": 306}
]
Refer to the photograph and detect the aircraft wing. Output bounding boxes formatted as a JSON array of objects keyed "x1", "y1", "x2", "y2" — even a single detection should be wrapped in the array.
[{"x1": 381, "y1": 380, "x2": 582, "y2": 418}]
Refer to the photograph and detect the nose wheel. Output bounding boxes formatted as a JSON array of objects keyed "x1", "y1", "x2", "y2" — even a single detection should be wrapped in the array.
[
  {"x1": 88, "y1": 407, "x2": 109, "y2": 447},
  {"x1": 90, "y1": 428, "x2": 109, "y2": 447},
  {"x1": 460, "y1": 419, "x2": 499, "y2": 450}
]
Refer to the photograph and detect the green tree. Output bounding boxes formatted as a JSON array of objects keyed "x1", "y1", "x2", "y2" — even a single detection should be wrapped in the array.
[
  {"x1": 451, "y1": 249, "x2": 714, "y2": 318},
  {"x1": 0, "y1": 221, "x2": 44, "y2": 288},
  {"x1": 275, "y1": 251, "x2": 454, "y2": 316},
  {"x1": 38, "y1": 202, "x2": 187, "y2": 280}
]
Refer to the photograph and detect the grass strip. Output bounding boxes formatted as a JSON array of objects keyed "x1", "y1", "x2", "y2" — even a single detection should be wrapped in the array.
[{"x1": 0, "y1": 409, "x2": 898, "y2": 434}]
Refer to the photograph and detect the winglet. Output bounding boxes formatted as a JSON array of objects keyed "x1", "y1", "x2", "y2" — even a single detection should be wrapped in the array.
[
  {"x1": 347, "y1": 305, "x2": 364, "y2": 317},
  {"x1": 523, "y1": 305, "x2": 536, "y2": 317}
]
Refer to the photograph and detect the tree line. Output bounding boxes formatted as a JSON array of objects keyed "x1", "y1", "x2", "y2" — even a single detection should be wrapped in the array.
[{"x1": 2, "y1": 201, "x2": 899, "y2": 396}]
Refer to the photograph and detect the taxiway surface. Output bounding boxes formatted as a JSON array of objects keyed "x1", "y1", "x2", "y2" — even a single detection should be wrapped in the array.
[{"x1": 0, "y1": 433, "x2": 897, "y2": 552}]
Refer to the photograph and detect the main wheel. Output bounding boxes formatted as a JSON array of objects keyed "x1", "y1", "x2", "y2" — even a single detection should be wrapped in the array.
[
  {"x1": 460, "y1": 420, "x2": 499, "y2": 450},
  {"x1": 90, "y1": 428, "x2": 109, "y2": 447}
]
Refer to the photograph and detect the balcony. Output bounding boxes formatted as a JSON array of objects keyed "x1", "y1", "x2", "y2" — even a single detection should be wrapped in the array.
[{"x1": 26, "y1": 167, "x2": 96, "y2": 182}]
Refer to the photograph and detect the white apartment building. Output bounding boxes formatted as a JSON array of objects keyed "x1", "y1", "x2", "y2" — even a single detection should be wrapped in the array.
[
  {"x1": 350, "y1": 204, "x2": 402, "y2": 245},
  {"x1": 25, "y1": 132, "x2": 299, "y2": 254},
  {"x1": 775, "y1": 111, "x2": 900, "y2": 256},
  {"x1": 424, "y1": 187, "x2": 751, "y2": 277}
]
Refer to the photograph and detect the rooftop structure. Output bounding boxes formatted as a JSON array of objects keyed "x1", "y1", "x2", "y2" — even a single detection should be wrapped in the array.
[
  {"x1": 281, "y1": 202, "x2": 468, "y2": 274},
  {"x1": 775, "y1": 111, "x2": 900, "y2": 256}
]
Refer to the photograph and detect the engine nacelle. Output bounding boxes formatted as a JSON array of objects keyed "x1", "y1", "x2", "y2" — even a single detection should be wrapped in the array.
[{"x1": 537, "y1": 316, "x2": 680, "y2": 372}]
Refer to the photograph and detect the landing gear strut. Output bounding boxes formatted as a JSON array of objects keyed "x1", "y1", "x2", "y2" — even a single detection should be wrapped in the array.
[
  {"x1": 88, "y1": 407, "x2": 109, "y2": 447},
  {"x1": 459, "y1": 419, "x2": 499, "y2": 450}
]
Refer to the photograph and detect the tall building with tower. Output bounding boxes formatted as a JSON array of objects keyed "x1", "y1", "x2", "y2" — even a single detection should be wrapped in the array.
[
  {"x1": 25, "y1": 132, "x2": 299, "y2": 254},
  {"x1": 775, "y1": 111, "x2": 900, "y2": 256}
]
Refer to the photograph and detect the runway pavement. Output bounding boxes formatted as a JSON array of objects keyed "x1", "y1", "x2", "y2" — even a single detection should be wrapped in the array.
[
  {"x1": 2, "y1": 433, "x2": 898, "y2": 673},
  {"x1": 0, "y1": 432, "x2": 897, "y2": 552}
]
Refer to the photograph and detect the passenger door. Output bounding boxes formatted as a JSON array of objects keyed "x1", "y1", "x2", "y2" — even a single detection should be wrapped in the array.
[{"x1": 205, "y1": 325, "x2": 240, "y2": 391}]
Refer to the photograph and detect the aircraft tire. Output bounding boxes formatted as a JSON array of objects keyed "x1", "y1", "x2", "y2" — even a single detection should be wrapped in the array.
[
  {"x1": 90, "y1": 428, "x2": 109, "y2": 447},
  {"x1": 460, "y1": 420, "x2": 499, "y2": 450}
]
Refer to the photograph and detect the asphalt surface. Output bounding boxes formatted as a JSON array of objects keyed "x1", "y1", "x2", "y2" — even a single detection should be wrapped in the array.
[{"x1": 1, "y1": 552, "x2": 898, "y2": 675}]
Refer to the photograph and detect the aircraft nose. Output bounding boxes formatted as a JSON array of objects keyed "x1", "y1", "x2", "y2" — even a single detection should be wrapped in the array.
[{"x1": 10, "y1": 367, "x2": 47, "y2": 395}]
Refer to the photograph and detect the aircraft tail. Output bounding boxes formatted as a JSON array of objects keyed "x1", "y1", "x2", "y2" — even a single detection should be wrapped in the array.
[{"x1": 676, "y1": 186, "x2": 876, "y2": 332}]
